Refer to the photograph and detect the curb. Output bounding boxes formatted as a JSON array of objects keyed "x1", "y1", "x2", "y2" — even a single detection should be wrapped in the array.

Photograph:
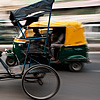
[{"x1": 0, "y1": 45, "x2": 13, "y2": 51}]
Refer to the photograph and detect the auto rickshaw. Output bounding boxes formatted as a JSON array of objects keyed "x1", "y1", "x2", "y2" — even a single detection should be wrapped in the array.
[
  {"x1": 6, "y1": 20, "x2": 89, "y2": 72},
  {"x1": 29, "y1": 21, "x2": 90, "y2": 72}
]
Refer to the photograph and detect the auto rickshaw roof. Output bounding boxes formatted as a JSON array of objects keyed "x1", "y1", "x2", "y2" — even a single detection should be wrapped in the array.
[
  {"x1": 29, "y1": 21, "x2": 87, "y2": 46},
  {"x1": 29, "y1": 21, "x2": 82, "y2": 28}
]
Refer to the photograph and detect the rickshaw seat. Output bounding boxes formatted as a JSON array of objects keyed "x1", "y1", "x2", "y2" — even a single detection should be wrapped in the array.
[{"x1": 22, "y1": 49, "x2": 48, "y2": 56}]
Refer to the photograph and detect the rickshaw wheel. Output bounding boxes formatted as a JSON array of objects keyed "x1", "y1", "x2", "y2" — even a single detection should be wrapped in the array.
[
  {"x1": 22, "y1": 64, "x2": 60, "y2": 100},
  {"x1": 6, "y1": 56, "x2": 16, "y2": 66},
  {"x1": 69, "y1": 62, "x2": 83, "y2": 72}
]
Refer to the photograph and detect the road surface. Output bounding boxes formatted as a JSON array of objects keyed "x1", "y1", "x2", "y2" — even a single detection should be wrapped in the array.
[{"x1": 0, "y1": 52, "x2": 100, "y2": 100}]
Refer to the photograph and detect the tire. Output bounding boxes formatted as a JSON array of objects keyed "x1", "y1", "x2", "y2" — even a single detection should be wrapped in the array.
[
  {"x1": 69, "y1": 62, "x2": 83, "y2": 72},
  {"x1": 6, "y1": 56, "x2": 16, "y2": 66},
  {"x1": 22, "y1": 64, "x2": 60, "y2": 100}
]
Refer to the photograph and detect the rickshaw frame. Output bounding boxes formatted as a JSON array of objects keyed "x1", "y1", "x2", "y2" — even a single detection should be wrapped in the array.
[
  {"x1": 0, "y1": 14, "x2": 60, "y2": 100},
  {"x1": 0, "y1": 0, "x2": 61, "y2": 99},
  {"x1": 16, "y1": 10, "x2": 52, "y2": 74}
]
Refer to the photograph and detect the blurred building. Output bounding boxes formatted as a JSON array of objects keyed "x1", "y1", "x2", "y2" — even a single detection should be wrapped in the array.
[
  {"x1": 0, "y1": 0, "x2": 100, "y2": 22},
  {"x1": 0, "y1": 0, "x2": 25, "y2": 44},
  {"x1": 0, "y1": 0, "x2": 100, "y2": 44},
  {"x1": 51, "y1": 0, "x2": 100, "y2": 23},
  {"x1": 0, "y1": 0, "x2": 25, "y2": 20}
]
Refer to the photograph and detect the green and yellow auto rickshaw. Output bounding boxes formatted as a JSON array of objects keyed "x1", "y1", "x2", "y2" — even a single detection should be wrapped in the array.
[
  {"x1": 6, "y1": 21, "x2": 89, "y2": 72},
  {"x1": 29, "y1": 21, "x2": 89, "y2": 71}
]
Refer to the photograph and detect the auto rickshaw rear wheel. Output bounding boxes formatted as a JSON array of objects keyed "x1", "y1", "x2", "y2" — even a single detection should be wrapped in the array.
[
  {"x1": 6, "y1": 56, "x2": 17, "y2": 66},
  {"x1": 69, "y1": 62, "x2": 83, "y2": 72}
]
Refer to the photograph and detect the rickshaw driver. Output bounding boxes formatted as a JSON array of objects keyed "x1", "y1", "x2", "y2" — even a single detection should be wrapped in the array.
[
  {"x1": 33, "y1": 28, "x2": 41, "y2": 37},
  {"x1": 27, "y1": 28, "x2": 43, "y2": 49},
  {"x1": 50, "y1": 28, "x2": 65, "y2": 63}
]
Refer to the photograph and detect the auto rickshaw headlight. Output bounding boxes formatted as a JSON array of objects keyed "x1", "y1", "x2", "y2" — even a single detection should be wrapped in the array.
[
  {"x1": 5, "y1": 49, "x2": 11, "y2": 53},
  {"x1": 18, "y1": 44, "x2": 23, "y2": 47}
]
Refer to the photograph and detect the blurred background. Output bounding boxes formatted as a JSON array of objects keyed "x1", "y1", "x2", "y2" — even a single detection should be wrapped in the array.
[{"x1": 0, "y1": 0, "x2": 100, "y2": 50}]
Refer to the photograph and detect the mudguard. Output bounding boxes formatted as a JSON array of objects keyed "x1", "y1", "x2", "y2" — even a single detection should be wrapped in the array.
[
  {"x1": 68, "y1": 55, "x2": 86, "y2": 59},
  {"x1": 65, "y1": 55, "x2": 88, "y2": 62},
  {"x1": 6, "y1": 51, "x2": 17, "y2": 60}
]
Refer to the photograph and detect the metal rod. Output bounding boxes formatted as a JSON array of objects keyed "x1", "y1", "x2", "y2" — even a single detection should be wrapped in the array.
[
  {"x1": 22, "y1": 40, "x2": 31, "y2": 74},
  {"x1": 0, "y1": 58, "x2": 11, "y2": 75},
  {"x1": 17, "y1": 22, "x2": 26, "y2": 39},
  {"x1": 26, "y1": 37, "x2": 47, "y2": 40},
  {"x1": 44, "y1": 12, "x2": 51, "y2": 52}
]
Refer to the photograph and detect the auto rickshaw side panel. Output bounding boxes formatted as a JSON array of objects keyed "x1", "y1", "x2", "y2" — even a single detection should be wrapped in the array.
[
  {"x1": 59, "y1": 44, "x2": 88, "y2": 63},
  {"x1": 59, "y1": 23, "x2": 89, "y2": 63}
]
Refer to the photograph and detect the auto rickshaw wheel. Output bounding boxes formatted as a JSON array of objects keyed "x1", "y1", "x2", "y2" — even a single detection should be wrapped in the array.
[
  {"x1": 6, "y1": 56, "x2": 17, "y2": 66},
  {"x1": 69, "y1": 62, "x2": 83, "y2": 72}
]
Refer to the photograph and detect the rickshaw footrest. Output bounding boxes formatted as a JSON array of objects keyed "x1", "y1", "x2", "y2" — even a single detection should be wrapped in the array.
[{"x1": 8, "y1": 65, "x2": 23, "y2": 75}]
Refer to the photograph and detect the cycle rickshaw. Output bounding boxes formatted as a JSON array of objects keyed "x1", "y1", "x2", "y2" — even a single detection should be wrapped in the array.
[
  {"x1": 0, "y1": 0, "x2": 60, "y2": 100},
  {"x1": 6, "y1": 21, "x2": 89, "y2": 72}
]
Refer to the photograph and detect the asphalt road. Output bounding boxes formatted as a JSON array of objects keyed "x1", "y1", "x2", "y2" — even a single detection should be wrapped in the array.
[{"x1": 0, "y1": 52, "x2": 100, "y2": 100}]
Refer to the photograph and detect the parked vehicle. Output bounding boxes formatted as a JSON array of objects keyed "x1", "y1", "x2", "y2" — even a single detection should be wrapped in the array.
[{"x1": 83, "y1": 24, "x2": 100, "y2": 43}]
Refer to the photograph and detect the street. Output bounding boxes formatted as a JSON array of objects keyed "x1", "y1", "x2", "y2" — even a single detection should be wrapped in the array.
[{"x1": 0, "y1": 52, "x2": 100, "y2": 100}]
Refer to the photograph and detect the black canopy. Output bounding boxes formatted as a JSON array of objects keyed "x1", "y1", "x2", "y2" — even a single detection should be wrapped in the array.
[{"x1": 10, "y1": 0, "x2": 54, "y2": 26}]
